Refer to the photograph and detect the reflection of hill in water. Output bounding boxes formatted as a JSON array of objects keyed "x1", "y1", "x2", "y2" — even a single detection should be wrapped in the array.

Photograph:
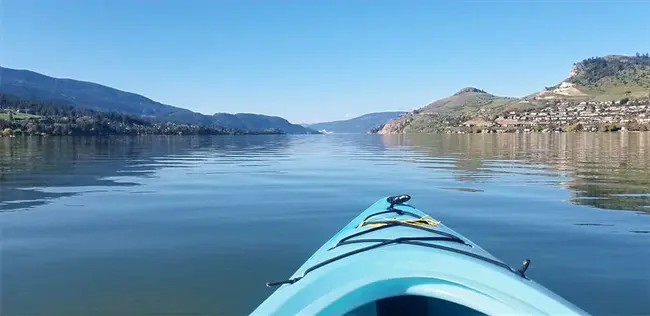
[
  {"x1": 0, "y1": 135, "x2": 291, "y2": 211},
  {"x1": 4, "y1": 134, "x2": 648, "y2": 213},
  {"x1": 380, "y1": 133, "x2": 650, "y2": 213}
]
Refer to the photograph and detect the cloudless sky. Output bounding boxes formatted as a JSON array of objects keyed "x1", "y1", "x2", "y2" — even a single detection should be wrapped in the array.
[{"x1": 2, "y1": 1, "x2": 650, "y2": 123}]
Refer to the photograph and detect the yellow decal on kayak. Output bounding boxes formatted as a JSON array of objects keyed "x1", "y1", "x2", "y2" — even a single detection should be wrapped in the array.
[{"x1": 357, "y1": 215, "x2": 440, "y2": 228}]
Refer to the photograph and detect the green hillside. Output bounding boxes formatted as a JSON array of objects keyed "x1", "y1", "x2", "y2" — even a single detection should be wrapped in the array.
[
  {"x1": 570, "y1": 54, "x2": 650, "y2": 84},
  {"x1": 542, "y1": 54, "x2": 650, "y2": 100}
]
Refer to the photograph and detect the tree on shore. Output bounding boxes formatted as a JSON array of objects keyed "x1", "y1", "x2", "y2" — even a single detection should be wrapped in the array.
[
  {"x1": 625, "y1": 121, "x2": 650, "y2": 131},
  {"x1": 567, "y1": 124, "x2": 583, "y2": 132},
  {"x1": 600, "y1": 123, "x2": 619, "y2": 132}
]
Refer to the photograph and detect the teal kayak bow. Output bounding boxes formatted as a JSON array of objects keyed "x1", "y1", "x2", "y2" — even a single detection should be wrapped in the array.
[{"x1": 251, "y1": 195, "x2": 590, "y2": 315}]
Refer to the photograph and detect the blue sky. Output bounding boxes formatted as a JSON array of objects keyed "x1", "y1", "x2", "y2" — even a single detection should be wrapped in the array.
[{"x1": 2, "y1": 1, "x2": 650, "y2": 123}]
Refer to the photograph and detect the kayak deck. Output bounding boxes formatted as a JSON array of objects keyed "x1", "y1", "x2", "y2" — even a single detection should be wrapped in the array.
[{"x1": 252, "y1": 195, "x2": 589, "y2": 316}]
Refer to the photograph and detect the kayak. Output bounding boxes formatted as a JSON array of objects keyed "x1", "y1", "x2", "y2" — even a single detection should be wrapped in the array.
[{"x1": 251, "y1": 195, "x2": 590, "y2": 316}]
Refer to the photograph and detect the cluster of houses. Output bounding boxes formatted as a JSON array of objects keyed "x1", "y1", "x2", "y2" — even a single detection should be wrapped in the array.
[{"x1": 456, "y1": 98, "x2": 650, "y2": 133}]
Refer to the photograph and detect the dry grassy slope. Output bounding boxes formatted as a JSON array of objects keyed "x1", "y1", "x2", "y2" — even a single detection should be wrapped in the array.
[
  {"x1": 378, "y1": 87, "x2": 514, "y2": 133},
  {"x1": 419, "y1": 87, "x2": 515, "y2": 115}
]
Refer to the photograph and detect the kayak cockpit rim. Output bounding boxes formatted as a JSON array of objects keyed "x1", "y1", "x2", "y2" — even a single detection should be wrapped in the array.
[{"x1": 294, "y1": 275, "x2": 537, "y2": 316}]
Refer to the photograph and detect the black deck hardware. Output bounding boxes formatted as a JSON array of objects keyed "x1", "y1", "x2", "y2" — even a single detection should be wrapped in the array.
[
  {"x1": 266, "y1": 279, "x2": 301, "y2": 287},
  {"x1": 357, "y1": 195, "x2": 416, "y2": 221},
  {"x1": 516, "y1": 259, "x2": 531, "y2": 277},
  {"x1": 387, "y1": 194, "x2": 411, "y2": 209}
]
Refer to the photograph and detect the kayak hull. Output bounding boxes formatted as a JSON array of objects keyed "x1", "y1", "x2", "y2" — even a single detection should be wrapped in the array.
[{"x1": 251, "y1": 196, "x2": 590, "y2": 316}]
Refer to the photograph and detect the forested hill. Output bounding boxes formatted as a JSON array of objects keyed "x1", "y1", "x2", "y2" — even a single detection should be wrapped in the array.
[
  {"x1": 534, "y1": 54, "x2": 650, "y2": 101},
  {"x1": 568, "y1": 54, "x2": 650, "y2": 87},
  {"x1": 0, "y1": 67, "x2": 317, "y2": 134},
  {"x1": 0, "y1": 94, "x2": 282, "y2": 136}
]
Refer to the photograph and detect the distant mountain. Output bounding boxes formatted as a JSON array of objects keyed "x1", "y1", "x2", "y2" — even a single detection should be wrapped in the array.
[
  {"x1": 213, "y1": 113, "x2": 316, "y2": 134},
  {"x1": 306, "y1": 112, "x2": 406, "y2": 133},
  {"x1": 0, "y1": 67, "x2": 317, "y2": 134}
]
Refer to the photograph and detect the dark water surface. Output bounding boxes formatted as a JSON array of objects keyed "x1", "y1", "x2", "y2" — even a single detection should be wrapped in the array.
[{"x1": 1, "y1": 134, "x2": 649, "y2": 316}]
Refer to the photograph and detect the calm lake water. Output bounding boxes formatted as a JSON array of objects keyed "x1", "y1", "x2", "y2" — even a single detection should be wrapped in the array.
[{"x1": 1, "y1": 134, "x2": 649, "y2": 316}]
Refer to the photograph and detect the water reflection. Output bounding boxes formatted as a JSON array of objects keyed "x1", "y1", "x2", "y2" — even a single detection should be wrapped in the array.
[
  {"x1": 3, "y1": 134, "x2": 649, "y2": 213},
  {"x1": 381, "y1": 133, "x2": 650, "y2": 213},
  {"x1": 0, "y1": 135, "x2": 292, "y2": 211},
  {"x1": 1, "y1": 134, "x2": 649, "y2": 316}
]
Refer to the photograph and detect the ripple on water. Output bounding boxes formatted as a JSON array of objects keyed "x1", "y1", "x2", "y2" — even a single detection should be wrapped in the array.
[{"x1": 440, "y1": 187, "x2": 485, "y2": 193}]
